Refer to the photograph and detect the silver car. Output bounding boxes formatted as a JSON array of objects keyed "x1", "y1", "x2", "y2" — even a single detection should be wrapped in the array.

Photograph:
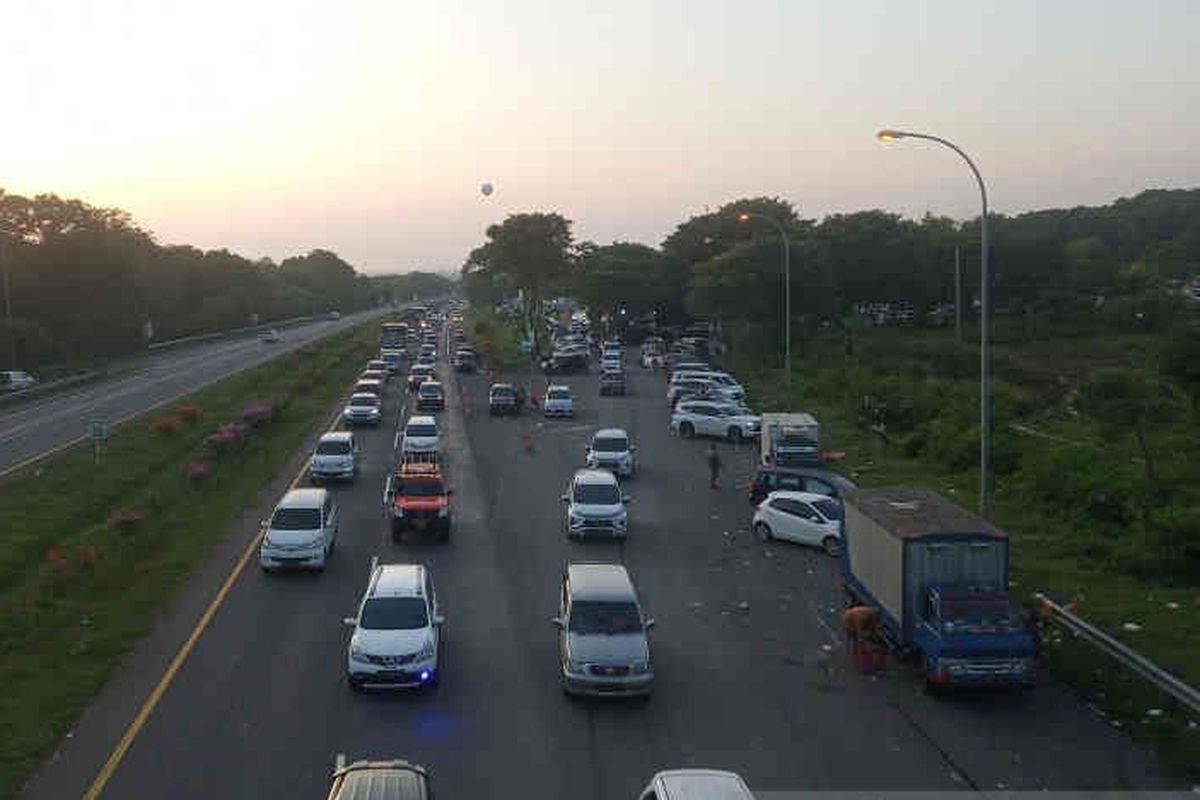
[{"x1": 553, "y1": 563, "x2": 654, "y2": 697}]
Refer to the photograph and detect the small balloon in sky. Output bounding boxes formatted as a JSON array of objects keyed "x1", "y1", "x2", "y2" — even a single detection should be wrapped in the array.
[{"x1": 480, "y1": 182, "x2": 494, "y2": 197}]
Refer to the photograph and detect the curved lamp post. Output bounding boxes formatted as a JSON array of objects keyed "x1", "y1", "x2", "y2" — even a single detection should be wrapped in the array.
[
  {"x1": 877, "y1": 128, "x2": 991, "y2": 517},
  {"x1": 737, "y1": 212, "x2": 791, "y2": 395}
]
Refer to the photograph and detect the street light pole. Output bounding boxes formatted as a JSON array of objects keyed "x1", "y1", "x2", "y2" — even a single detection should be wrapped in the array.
[
  {"x1": 877, "y1": 128, "x2": 991, "y2": 517},
  {"x1": 738, "y1": 213, "x2": 791, "y2": 396}
]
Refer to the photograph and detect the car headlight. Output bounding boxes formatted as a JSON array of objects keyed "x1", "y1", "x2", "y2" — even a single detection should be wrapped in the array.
[
  {"x1": 631, "y1": 660, "x2": 651, "y2": 674},
  {"x1": 567, "y1": 658, "x2": 587, "y2": 673},
  {"x1": 569, "y1": 514, "x2": 584, "y2": 528},
  {"x1": 304, "y1": 536, "x2": 325, "y2": 550},
  {"x1": 417, "y1": 638, "x2": 436, "y2": 660},
  {"x1": 349, "y1": 641, "x2": 370, "y2": 662},
  {"x1": 614, "y1": 514, "x2": 628, "y2": 529}
]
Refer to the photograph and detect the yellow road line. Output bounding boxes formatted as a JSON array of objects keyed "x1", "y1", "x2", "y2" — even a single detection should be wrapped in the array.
[{"x1": 82, "y1": 407, "x2": 340, "y2": 799}]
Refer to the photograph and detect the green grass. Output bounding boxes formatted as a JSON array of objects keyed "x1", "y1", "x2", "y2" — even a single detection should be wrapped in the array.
[
  {"x1": 0, "y1": 322, "x2": 378, "y2": 799},
  {"x1": 735, "y1": 327, "x2": 1200, "y2": 781}
]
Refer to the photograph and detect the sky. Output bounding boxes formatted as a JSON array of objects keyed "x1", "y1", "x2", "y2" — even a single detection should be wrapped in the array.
[{"x1": 2, "y1": 0, "x2": 1198, "y2": 274}]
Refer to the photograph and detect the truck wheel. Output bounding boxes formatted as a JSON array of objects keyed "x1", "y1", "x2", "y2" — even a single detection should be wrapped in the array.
[
  {"x1": 680, "y1": 422, "x2": 695, "y2": 438},
  {"x1": 822, "y1": 536, "x2": 842, "y2": 557},
  {"x1": 754, "y1": 522, "x2": 773, "y2": 541}
]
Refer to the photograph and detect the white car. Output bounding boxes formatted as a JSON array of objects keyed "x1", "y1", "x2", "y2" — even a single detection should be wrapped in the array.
[
  {"x1": 586, "y1": 428, "x2": 637, "y2": 477},
  {"x1": 671, "y1": 400, "x2": 761, "y2": 442},
  {"x1": 261, "y1": 328, "x2": 282, "y2": 343},
  {"x1": 345, "y1": 562, "x2": 444, "y2": 689},
  {"x1": 401, "y1": 415, "x2": 440, "y2": 457},
  {"x1": 343, "y1": 392, "x2": 382, "y2": 427},
  {"x1": 667, "y1": 377, "x2": 739, "y2": 403},
  {"x1": 260, "y1": 488, "x2": 338, "y2": 572},
  {"x1": 671, "y1": 370, "x2": 746, "y2": 401},
  {"x1": 561, "y1": 469, "x2": 629, "y2": 539},
  {"x1": 309, "y1": 431, "x2": 357, "y2": 483},
  {"x1": 752, "y1": 490, "x2": 843, "y2": 556},
  {"x1": 543, "y1": 385, "x2": 575, "y2": 417},
  {"x1": 0, "y1": 370, "x2": 36, "y2": 391}
]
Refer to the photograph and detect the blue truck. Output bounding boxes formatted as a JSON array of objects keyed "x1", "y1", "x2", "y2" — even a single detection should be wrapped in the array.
[{"x1": 839, "y1": 487, "x2": 1035, "y2": 690}]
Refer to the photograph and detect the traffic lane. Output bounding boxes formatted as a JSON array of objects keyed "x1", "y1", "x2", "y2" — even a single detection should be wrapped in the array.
[
  {"x1": 459, "y1": 365, "x2": 964, "y2": 796},
  {"x1": 463, "y1": 360, "x2": 1174, "y2": 793},
  {"x1": 0, "y1": 311, "x2": 382, "y2": 473}
]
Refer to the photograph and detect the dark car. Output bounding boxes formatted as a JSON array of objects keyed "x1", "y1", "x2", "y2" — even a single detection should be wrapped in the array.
[
  {"x1": 542, "y1": 352, "x2": 588, "y2": 374},
  {"x1": 489, "y1": 383, "x2": 521, "y2": 416},
  {"x1": 748, "y1": 466, "x2": 856, "y2": 506},
  {"x1": 599, "y1": 369, "x2": 626, "y2": 396},
  {"x1": 416, "y1": 380, "x2": 445, "y2": 411}
]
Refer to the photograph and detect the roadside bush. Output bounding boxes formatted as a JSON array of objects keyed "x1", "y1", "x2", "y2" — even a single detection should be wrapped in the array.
[
  {"x1": 174, "y1": 404, "x2": 202, "y2": 423},
  {"x1": 149, "y1": 415, "x2": 181, "y2": 436},
  {"x1": 184, "y1": 460, "x2": 213, "y2": 484}
]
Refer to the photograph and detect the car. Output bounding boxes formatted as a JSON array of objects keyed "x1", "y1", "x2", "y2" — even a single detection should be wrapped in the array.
[
  {"x1": 543, "y1": 385, "x2": 574, "y2": 417},
  {"x1": 343, "y1": 392, "x2": 382, "y2": 427},
  {"x1": 0, "y1": 370, "x2": 36, "y2": 391},
  {"x1": 310, "y1": 431, "x2": 357, "y2": 483},
  {"x1": 261, "y1": 328, "x2": 282, "y2": 343},
  {"x1": 344, "y1": 562, "x2": 444, "y2": 690},
  {"x1": 417, "y1": 351, "x2": 436, "y2": 366},
  {"x1": 380, "y1": 350, "x2": 404, "y2": 374},
  {"x1": 671, "y1": 370, "x2": 745, "y2": 400},
  {"x1": 407, "y1": 364, "x2": 436, "y2": 392},
  {"x1": 259, "y1": 488, "x2": 338, "y2": 572},
  {"x1": 748, "y1": 465, "x2": 856, "y2": 506},
  {"x1": 599, "y1": 369, "x2": 626, "y2": 396},
  {"x1": 386, "y1": 462, "x2": 451, "y2": 540},
  {"x1": 325, "y1": 759, "x2": 432, "y2": 800},
  {"x1": 488, "y1": 383, "x2": 521, "y2": 415},
  {"x1": 553, "y1": 563, "x2": 654, "y2": 697},
  {"x1": 401, "y1": 415, "x2": 440, "y2": 458},
  {"x1": 360, "y1": 369, "x2": 388, "y2": 386},
  {"x1": 353, "y1": 378, "x2": 384, "y2": 400},
  {"x1": 586, "y1": 428, "x2": 636, "y2": 476},
  {"x1": 752, "y1": 490, "x2": 844, "y2": 555},
  {"x1": 366, "y1": 359, "x2": 388, "y2": 374},
  {"x1": 543, "y1": 352, "x2": 588, "y2": 374},
  {"x1": 637, "y1": 770, "x2": 754, "y2": 800},
  {"x1": 667, "y1": 377, "x2": 738, "y2": 403},
  {"x1": 453, "y1": 348, "x2": 477, "y2": 373},
  {"x1": 416, "y1": 380, "x2": 445, "y2": 411},
  {"x1": 671, "y1": 400, "x2": 761, "y2": 442},
  {"x1": 561, "y1": 468, "x2": 629, "y2": 539}
]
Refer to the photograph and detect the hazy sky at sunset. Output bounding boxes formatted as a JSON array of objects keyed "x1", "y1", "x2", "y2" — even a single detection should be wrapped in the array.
[{"x1": 2, "y1": 0, "x2": 1197, "y2": 273}]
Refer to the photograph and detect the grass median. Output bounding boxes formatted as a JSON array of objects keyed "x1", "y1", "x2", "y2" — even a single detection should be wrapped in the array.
[{"x1": 0, "y1": 321, "x2": 377, "y2": 798}]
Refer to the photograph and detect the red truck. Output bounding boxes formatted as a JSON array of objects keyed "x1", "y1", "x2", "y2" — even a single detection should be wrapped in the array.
[{"x1": 386, "y1": 462, "x2": 451, "y2": 541}]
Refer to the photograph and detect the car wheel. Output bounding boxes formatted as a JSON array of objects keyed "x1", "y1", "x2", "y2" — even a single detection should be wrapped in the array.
[
  {"x1": 822, "y1": 536, "x2": 842, "y2": 557},
  {"x1": 754, "y1": 521, "x2": 773, "y2": 541},
  {"x1": 680, "y1": 422, "x2": 695, "y2": 438}
]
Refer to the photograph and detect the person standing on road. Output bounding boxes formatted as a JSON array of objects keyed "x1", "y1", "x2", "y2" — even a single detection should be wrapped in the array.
[{"x1": 706, "y1": 443, "x2": 723, "y2": 489}]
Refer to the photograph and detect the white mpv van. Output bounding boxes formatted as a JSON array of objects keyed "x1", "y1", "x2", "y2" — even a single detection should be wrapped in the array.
[{"x1": 259, "y1": 488, "x2": 339, "y2": 572}]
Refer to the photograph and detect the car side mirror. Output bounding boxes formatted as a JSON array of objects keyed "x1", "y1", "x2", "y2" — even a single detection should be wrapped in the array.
[
  {"x1": 432, "y1": 615, "x2": 446, "y2": 627},
  {"x1": 560, "y1": 494, "x2": 570, "y2": 502},
  {"x1": 630, "y1": 445, "x2": 638, "y2": 451},
  {"x1": 645, "y1": 618, "x2": 656, "y2": 630},
  {"x1": 343, "y1": 617, "x2": 357, "y2": 627},
  {"x1": 622, "y1": 495, "x2": 632, "y2": 504},
  {"x1": 551, "y1": 617, "x2": 565, "y2": 629}
]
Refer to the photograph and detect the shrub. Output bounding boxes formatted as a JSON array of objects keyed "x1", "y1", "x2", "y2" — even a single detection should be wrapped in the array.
[
  {"x1": 184, "y1": 460, "x2": 213, "y2": 484},
  {"x1": 150, "y1": 415, "x2": 182, "y2": 436},
  {"x1": 240, "y1": 403, "x2": 275, "y2": 427},
  {"x1": 174, "y1": 404, "x2": 203, "y2": 423}
]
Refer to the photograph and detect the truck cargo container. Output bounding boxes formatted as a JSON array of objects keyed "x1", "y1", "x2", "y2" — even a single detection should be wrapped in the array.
[{"x1": 760, "y1": 412, "x2": 821, "y2": 467}]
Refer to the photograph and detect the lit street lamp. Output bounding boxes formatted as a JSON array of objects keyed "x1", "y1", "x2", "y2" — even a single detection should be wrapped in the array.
[
  {"x1": 877, "y1": 128, "x2": 992, "y2": 517},
  {"x1": 737, "y1": 212, "x2": 791, "y2": 395}
]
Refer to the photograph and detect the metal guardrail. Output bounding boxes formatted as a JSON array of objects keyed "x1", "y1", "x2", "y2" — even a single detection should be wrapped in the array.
[
  {"x1": 146, "y1": 313, "x2": 326, "y2": 351},
  {"x1": 1035, "y1": 593, "x2": 1200, "y2": 715}
]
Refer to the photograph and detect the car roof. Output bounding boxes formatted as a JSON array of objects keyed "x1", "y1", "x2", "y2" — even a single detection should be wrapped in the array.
[
  {"x1": 319, "y1": 431, "x2": 354, "y2": 444},
  {"x1": 410, "y1": 364, "x2": 434, "y2": 373},
  {"x1": 406, "y1": 415, "x2": 437, "y2": 426},
  {"x1": 331, "y1": 760, "x2": 429, "y2": 800},
  {"x1": 356, "y1": 378, "x2": 382, "y2": 385},
  {"x1": 593, "y1": 428, "x2": 628, "y2": 440},
  {"x1": 766, "y1": 489, "x2": 841, "y2": 504},
  {"x1": 278, "y1": 488, "x2": 328, "y2": 509},
  {"x1": 369, "y1": 564, "x2": 426, "y2": 598},
  {"x1": 349, "y1": 393, "x2": 379, "y2": 403},
  {"x1": 757, "y1": 466, "x2": 855, "y2": 488},
  {"x1": 547, "y1": 384, "x2": 571, "y2": 392},
  {"x1": 653, "y1": 770, "x2": 752, "y2": 800},
  {"x1": 573, "y1": 468, "x2": 619, "y2": 486},
  {"x1": 419, "y1": 380, "x2": 443, "y2": 389},
  {"x1": 566, "y1": 562, "x2": 635, "y2": 601}
]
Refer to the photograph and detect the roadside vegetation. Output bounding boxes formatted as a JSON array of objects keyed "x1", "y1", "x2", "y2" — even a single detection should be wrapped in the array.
[{"x1": 0, "y1": 322, "x2": 376, "y2": 798}]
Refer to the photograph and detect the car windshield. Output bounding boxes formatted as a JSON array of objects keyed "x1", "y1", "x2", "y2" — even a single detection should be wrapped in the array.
[
  {"x1": 419, "y1": 385, "x2": 442, "y2": 396},
  {"x1": 592, "y1": 437, "x2": 628, "y2": 453},
  {"x1": 399, "y1": 480, "x2": 443, "y2": 497},
  {"x1": 407, "y1": 424, "x2": 438, "y2": 437},
  {"x1": 271, "y1": 507, "x2": 321, "y2": 530},
  {"x1": 548, "y1": 389, "x2": 570, "y2": 400},
  {"x1": 359, "y1": 596, "x2": 429, "y2": 631},
  {"x1": 938, "y1": 594, "x2": 1024, "y2": 633},
  {"x1": 315, "y1": 440, "x2": 351, "y2": 455},
  {"x1": 574, "y1": 483, "x2": 620, "y2": 504},
  {"x1": 813, "y1": 498, "x2": 843, "y2": 520},
  {"x1": 569, "y1": 601, "x2": 642, "y2": 635},
  {"x1": 492, "y1": 387, "x2": 515, "y2": 398},
  {"x1": 349, "y1": 396, "x2": 378, "y2": 408}
]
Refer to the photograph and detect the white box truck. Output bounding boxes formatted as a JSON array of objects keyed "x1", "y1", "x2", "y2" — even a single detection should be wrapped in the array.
[{"x1": 760, "y1": 412, "x2": 821, "y2": 467}]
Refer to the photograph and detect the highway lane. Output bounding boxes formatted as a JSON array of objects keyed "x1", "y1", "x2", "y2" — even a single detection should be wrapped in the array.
[
  {"x1": 0, "y1": 309, "x2": 384, "y2": 476},
  {"x1": 23, "y1": 348, "x2": 1177, "y2": 799}
]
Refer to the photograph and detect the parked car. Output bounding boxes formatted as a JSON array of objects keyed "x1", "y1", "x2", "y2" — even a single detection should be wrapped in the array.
[
  {"x1": 309, "y1": 431, "x2": 357, "y2": 483},
  {"x1": 671, "y1": 400, "x2": 761, "y2": 442},
  {"x1": 752, "y1": 490, "x2": 843, "y2": 555},
  {"x1": 748, "y1": 465, "x2": 855, "y2": 506},
  {"x1": 561, "y1": 468, "x2": 629, "y2": 539},
  {"x1": 585, "y1": 428, "x2": 636, "y2": 477},
  {"x1": 344, "y1": 562, "x2": 444, "y2": 689},
  {"x1": 343, "y1": 393, "x2": 382, "y2": 427},
  {"x1": 637, "y1": 770, "x2": 753, "y2": 800},
  {"x1": 325, "y1": 759, "x2": 431, "y2": 800},
  {"x1": 416, "y1": 380, "x2": 445, "y2": 412},
  {"x1": 553, "y1": 563, "x2": 654, "y2": 697},
  {"x1": 489, "y1": 383, "x2": 521, "y2": 416},
  {"x1": 667, "y1": 377, "x2": 738, "y2": 403},
  {"x1": 543, "y1": 384, "x2": 575, "y2": 417},
  {"x1": 401, "y1": 415, "x2": 440, "y2": 458},
  {"x1": 259, "y1": 488, "x2": 338, "y2": 572},
  {"x1": 386, "y1": 462, "x2": 451, "y2": 540},
  {"x1": 0, "y1": 370, "x2": 36, "y2": 391}
]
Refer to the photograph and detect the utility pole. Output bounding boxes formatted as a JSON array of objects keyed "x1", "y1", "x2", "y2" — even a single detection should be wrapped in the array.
[
  {"x1": 1, "y1": 237, "x2": 14, "y2": 368},
  {"x1": 954, "y1": 245, "x2": 963, "y2": 345}
]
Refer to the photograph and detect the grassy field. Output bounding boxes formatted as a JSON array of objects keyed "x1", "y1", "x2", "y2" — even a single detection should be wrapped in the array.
[
  {"x1": 735, "y1": 325, "x2": 1200, "y2": 781},
  {"x1": 0, "y1": 322, "x2": 377, "y2": 799}
]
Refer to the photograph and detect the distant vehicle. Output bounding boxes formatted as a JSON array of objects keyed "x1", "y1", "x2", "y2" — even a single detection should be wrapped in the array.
[
  {"x1": 345, "y1": 562, "x2": 444, "y2": 689},
  {"x1": 543, "y1": 352, "x2": 588, "y2": 374},
  {"x1": 841, "y1": 487, "x2": 1036, "y2": 690},
  {"x1": 407, "y1": 364, "x2": 436, "y2": 392},
  {"x1": 417, "y1": 351, "x2": 436, "y2": 366},
  {"x1": 380, "y1": 321, "x2": 409, "y2": 351},
  {"x1": 326, "y1": 759, "x2": 431, "y2": 800},
  {"x1": 748, "y1": 465, "x2": 855, "y2": 506},
  {"x1": 386, "y1": 462, "x2": 451, "y2": 540},
  {"x1": 753, "y1": 490, "x2": 843, "y2": 555},
  {"x1": 562, "y1": 468, "x2": 629, "y2": 539},
  {"x1": 453, "y1": 348, "x2": 477, "y2": 373},
  {"x1": 667, "y1": 377, "x2": 737, "y2": 403},
  {"x1": 543, "y1": 384, "x2": 574, "y2": 417},
  {"x1": 261, "y1": 328, "x2": 282, "y2": 344},
  {"x1": 0, "y1": 370, "x2": 36, "y2": 391},
  {"x1": 599, "y1": 369, "x2": 626, "y2": 396},
  {"x1": 260, "y1": 488, "x2": 338, "y2": 572},
  {"x1": 353, "y1": 378, "x2": 384, "y2": 399},
  {"x1": 379, "y1": 350, "x2": 404, "y2": 375},
  {"x1": 488, "y1": 383, "x2": 521, "y2": 416},
  {"x1": 638, "y1": 770, "x2": 753, "y2": 800},
  {"x1": 553, "y1": 563, "x2": 654, "y2": 697},
  {"x1": 416, "y1": 380, "x2": 445, "y2": 412},
  {"x1": 365, "y1": 359, "x2": 388, "y2": 374},
  {"x1": 343, "y1": 393, "x2": 382, "y2": 427},
  {"x1": 401, "y1": 415, "x2": 440, "y2": 458},
  {"x1": 760, "y1": 412, "x2": 821, "y2": 467},
  {"x1": 309, "y1": 431, "x2": 357, "y2": 483},
  {"x1": 671, "y1": 400, "x2": 761, "y2": 442},
  {"x1": 360, "y1": 369, "x2": 387, "y2": 385},
  {"x1": 328, "y1": 310, "x2": 341, "y2": 321},
  {"x1": 671, "y1": 370, "x2": 745, "y2": 400},
  {"x1": 586, "y1": 428, "x2": 636, "y2": 476}
]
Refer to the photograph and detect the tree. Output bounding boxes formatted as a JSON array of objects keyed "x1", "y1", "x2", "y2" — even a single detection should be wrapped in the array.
[
  {"x1": 1078, "y1": 368, "x2": 1177, "y2": 482},
  {"x1": 1162, "y1": 323, "x2": 1200, "y2": 411}
]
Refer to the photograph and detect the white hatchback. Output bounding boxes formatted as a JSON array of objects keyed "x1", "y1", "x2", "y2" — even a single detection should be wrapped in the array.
[
  {"x1": 345, "y1": 562, "x2": 444, "y2": 689},
  {"x1": 260, "y1": 488, "x2": 339, "y2": 571},
  {"x1": 752, "y1": 490, "x2": 843, "y2": 556},
  {"x1": 401, "y1": 415, "x2": 440, "y2": 457},
  {"x1": 543, "y1": 385, "x2": 575, "y2": 417}
]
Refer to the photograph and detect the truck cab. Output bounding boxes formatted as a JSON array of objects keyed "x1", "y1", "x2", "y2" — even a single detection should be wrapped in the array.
[
  {"x1": 387, "y1": 462, "x2": 451, "y2": 541},
  {"x1": 913, "y1": 585, "x2": 1035, "y2": 689}
]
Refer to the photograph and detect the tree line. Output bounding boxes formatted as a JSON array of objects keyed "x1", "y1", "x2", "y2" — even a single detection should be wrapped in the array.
[{"x1": 0, "y1": 190, "x2": 384, "y2": 368}]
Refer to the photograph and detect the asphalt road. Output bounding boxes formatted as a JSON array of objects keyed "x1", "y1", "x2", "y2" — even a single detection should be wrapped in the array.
[
  {"x1": 21, "y1": 349, "x2": 1178, "y2": 799},
  {"x1": 0, "y1": 310, "x2": 384, "y2": 476}
]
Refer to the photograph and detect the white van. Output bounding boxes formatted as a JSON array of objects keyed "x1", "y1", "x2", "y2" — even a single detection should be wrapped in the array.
[
  {"x1": 260, "y1": 488, "x2": 339, "y2": 572},
  {"x1": 638, "y1": 770, "x2": 755, "y2": 800},
  {"x1": 401, "y1": 415, "x2": 441, "y2": 457}
]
